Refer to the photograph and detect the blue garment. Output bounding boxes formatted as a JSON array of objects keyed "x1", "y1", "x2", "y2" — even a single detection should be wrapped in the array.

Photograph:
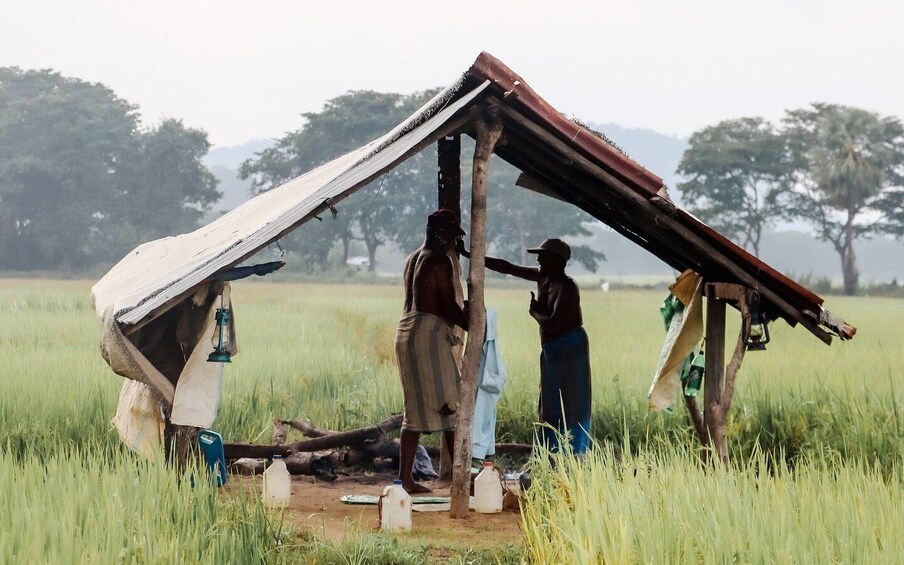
[
  {"x1": 538, "y1": 327, "x2": 591, "y2": 455},
  {"x1": 471, "y1": 309, "x2": 507, "y2": 460}
]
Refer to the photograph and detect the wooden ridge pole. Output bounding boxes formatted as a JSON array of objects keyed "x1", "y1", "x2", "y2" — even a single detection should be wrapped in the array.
[{"x1": 451, "y1": 106, "x2": 502, "y2": 518}]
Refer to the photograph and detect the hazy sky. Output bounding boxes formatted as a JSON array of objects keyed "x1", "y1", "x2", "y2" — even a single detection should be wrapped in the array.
[{"x1": 3, "y1": 1, "x2": 903, "y2": 148}]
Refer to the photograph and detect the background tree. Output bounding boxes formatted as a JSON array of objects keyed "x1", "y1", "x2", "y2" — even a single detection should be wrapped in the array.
[
  {"x1": 780, "y1": 103, "x2": 904, "y2": 295},
  {"x1": 96, "y1": 119, "x2": 220, "y2": 264},
  {"x1": 0, "y1": 67, "x2": 220, "y2": 271},
  {"x1": 0, "y1": 67, "x2": 138, "y2": 270},
  {"x1": 677, "y1": 117, "x2": 790, "y2": 256}
]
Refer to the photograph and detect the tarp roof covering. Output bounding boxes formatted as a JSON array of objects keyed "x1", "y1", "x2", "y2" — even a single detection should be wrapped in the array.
[{"x1": 92, "y1": 51, "x2": 851, "y2": 345}]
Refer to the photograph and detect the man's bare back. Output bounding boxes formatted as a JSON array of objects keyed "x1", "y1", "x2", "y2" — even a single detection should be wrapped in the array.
[{"x1": 403, "y1": 246, "x2": 467, "y2": 330}]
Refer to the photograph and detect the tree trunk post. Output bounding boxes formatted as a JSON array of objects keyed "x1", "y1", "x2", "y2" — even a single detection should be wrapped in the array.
[
  {"x1": 450, "y1": 107, "x2": 502, "y2": 518},
  {"x1": 703, "y1": 290, "x2": 728, "y2": 464}
]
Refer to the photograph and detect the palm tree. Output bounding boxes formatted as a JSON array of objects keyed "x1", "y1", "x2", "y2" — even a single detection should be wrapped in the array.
[{"x1": 781, "y1": 104, "x2": 904, "y2": 295}]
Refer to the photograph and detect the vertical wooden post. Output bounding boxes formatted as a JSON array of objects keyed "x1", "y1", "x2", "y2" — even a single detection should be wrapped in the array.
[
  {"x1": 450, "y1": 107, "x2": 502, "y2": 518},
  {"x1": 438, "y1": 135, "x2": 461, "y2": 218},
  {"x1": 703, "y1": 289, "x2": 728, "y2": 464},
  {"x1": 437, "y1": 134, "x2": 461, "y2": 481}
]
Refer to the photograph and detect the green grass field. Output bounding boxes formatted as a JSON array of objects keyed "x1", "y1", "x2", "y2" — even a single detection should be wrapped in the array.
[{"x1": 1, "y1": 278, "x2": 902, "y2": 562}]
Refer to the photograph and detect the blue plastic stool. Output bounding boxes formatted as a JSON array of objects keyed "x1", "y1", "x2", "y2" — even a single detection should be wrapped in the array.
[{"x1": 198, "y1": 429, "x2": 227, "y2": 487}]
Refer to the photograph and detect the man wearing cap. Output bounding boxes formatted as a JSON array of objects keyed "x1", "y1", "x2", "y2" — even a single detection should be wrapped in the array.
[
  {"x1": 395, "y1": 209, "x2": 469, "y2": 493},
  {"x1": 458, "y1": 238, "x2": 591, "y2": 455}
]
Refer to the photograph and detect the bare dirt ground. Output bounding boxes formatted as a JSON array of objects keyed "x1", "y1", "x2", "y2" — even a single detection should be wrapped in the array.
[{"x1": 227, "y1": 471, "x2": 524, "y2": 550}]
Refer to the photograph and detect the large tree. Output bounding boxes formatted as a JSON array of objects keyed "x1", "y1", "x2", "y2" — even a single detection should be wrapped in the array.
[
  {"x1": 0, "y1": 67, "x2": 138, "y2": 269},
  {"x1": 677, "y1": 117, "x2": 791, "y2": 256},
  {"x1": 780, "y1": 103, "x2": 904, "y2": 295},
  {"x1": 0, "y1": 68, "x2": 220, "y2": 270}
]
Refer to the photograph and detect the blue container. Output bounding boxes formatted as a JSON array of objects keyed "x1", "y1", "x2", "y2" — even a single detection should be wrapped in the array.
[{"x1": 198, "y1": 429, "x2": 227, "y2": 487}]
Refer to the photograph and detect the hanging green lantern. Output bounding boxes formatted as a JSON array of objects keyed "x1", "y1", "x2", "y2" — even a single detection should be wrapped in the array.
[{"x1": 207, "y1": 297, "x2": 231, "y2": 363}]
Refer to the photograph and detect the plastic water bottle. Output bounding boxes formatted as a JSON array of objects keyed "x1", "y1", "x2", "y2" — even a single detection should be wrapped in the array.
[
  {"x1": 262, "y1": 455, "x2": 291, "y2": 507},
  {"x1": 474, "y1": 461, "x2": 503, "y2": 513},
  {"x1": 683, "y1": 349, "x2": 705, "y2": 397},
  {"x1": 379, "y1": 479, "x2": 412, "y2": 533}
]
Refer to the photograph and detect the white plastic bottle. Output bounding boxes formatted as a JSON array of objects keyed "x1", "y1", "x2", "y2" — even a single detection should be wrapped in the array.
[
  {"x1": 262, "y1": 455, "x2": 291, "y2": 507},
  {"x1": 379, "y1": 479, "x2": 412, "y2": 533},
  {"x1": 474, "y1": 461, "x2": 503, "y2": 513}
]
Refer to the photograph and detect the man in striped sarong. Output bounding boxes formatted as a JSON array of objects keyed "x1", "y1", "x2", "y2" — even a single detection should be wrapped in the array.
[
  {"x1": 396, "y1": 209, "x2": 469, "y2": 493},
  {"x1": 459, "y1": 237, "x2": 591, "y2": 454}
]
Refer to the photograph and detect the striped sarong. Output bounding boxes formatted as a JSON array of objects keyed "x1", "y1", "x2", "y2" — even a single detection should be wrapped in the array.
[
  {"x1": 395, "y1": 311, "x2": 460, "y2": 433},
  {"x1": 539, "y1": 326, "x2": 592, "y2": 454}
]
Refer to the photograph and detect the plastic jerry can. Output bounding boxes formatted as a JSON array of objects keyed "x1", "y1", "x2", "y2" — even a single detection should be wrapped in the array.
[
  {"x1": 379, "y1": 480, "x2": 412, "y2": 533},
  {"x1": 262, "y1": 455, "x2": 291, "y2": 507},
  {"x1": 197, "y1": 429, "x2": 227, "y2": 487},
  {"x1": 474, "y1": 461, "x2": 503, "y2": 513}
]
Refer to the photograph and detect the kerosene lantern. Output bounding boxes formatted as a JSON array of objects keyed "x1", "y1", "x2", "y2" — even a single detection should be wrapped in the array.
[
  {"x1": 207, "y1": 295, "x2": 232, "y2": 363},
  {"x1": 746, "y1": 309, "x2": 770, "y2": 351}
]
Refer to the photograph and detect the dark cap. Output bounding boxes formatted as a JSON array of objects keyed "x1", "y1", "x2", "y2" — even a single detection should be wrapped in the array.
[
  {"x1": 527, "y1": 238, "x2": 571, "y2": 261},
  {"x1": 427, "y1": 209, "x2": 465, "y2": 236}
]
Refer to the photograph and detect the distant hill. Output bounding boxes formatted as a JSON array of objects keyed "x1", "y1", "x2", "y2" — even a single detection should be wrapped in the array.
[
  {"x1": 203, "y1": 139, "x2": 275, "y2": 218},
  {"x1": 204, "y1": 139, "x2": 274, "y2": 170},
  {"x1": 588, "y1": 122, "x2": 688, "y2": 200}
]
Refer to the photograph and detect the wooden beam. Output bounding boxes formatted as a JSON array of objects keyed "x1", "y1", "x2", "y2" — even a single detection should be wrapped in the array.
[{"x1": 451, "y1": 106, "x2": 502, "y2": 519}]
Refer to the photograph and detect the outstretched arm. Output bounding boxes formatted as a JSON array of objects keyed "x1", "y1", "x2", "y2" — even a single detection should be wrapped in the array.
[{"x1": 456, "y1": 240, "x2": 540, "y2": 282}]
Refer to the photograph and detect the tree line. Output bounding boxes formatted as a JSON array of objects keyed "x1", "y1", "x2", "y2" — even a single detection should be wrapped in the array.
[
  {"x1": 2, "y1": 65, "x2": 902, "y2": 295},
  {"x1": 0, "y1": 68, "x2": 219, "y2": 271},
  {"x1": 678, "y1": 107, "x2": 904, "y2": 295}
]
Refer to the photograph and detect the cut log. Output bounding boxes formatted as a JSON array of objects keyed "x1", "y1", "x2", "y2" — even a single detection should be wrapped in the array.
[{"x1": 224, "y1": 415, "x2": 403, "y2": 459}]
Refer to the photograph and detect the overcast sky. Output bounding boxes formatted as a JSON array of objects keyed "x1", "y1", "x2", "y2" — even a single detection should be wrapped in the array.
[{"x1": 3, "y1": 1, "x2": 903, "y2": 148}]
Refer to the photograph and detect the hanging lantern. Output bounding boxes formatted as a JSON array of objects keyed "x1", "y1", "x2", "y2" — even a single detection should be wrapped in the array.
[
  {"x1": 208, "y1": 296, "x2": 232, "y2": 363},
  {"x1": 746, "y1": 309, "x2": 770, "y2": 352}
]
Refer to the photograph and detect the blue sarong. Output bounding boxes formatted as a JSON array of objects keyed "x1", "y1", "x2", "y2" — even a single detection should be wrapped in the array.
[{"x1": 538, "y1": 327, "x2": 592, "y2": 454}]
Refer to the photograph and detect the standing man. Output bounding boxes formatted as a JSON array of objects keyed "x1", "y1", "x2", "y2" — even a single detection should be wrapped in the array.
[
  {"x1": 396, "y1": 209, "x2": 469, "y2": 493},
  {"x1": 459, "y1": 238, "x2": 591, "y2": 454}
]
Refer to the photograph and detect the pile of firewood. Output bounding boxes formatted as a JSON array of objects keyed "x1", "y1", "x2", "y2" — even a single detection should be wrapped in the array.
[{"x1": 224, "y1": 414, "x2": 530, "y2": 479}]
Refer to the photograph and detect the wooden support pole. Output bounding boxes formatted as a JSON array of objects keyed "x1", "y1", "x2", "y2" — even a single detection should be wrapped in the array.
[
  {"x1": 437, "y1": 134, "x2": 461, "y2": 219},
  {"x1": 703, "y1": 292, "x2": 728, "y2": 464},
  {"x1": 450, "y1": 106, "x2": 502, "y2": 519},
  {"x1": 437, "y1": 134, "x2": 462, "y2": 481}
]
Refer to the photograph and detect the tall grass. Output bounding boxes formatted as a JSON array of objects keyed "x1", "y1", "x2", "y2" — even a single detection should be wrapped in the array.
[
  {"x1": 2, "y1": 278, "x2": 902, "y2": 561},
  {"x1": 521, "y1": 441, "x2": 904, "y2": 563},
  {"x1": 0, "y1": 446, "x2": 287, "y2": 563}
]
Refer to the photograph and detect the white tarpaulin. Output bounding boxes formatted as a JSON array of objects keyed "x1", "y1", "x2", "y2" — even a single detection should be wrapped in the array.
[
  {"x1": 93, "y1": 77, "x2": 488, "y2": 452},
  {"x1": 92, "y1": 79, "x2": 488, "y2": 329}
]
